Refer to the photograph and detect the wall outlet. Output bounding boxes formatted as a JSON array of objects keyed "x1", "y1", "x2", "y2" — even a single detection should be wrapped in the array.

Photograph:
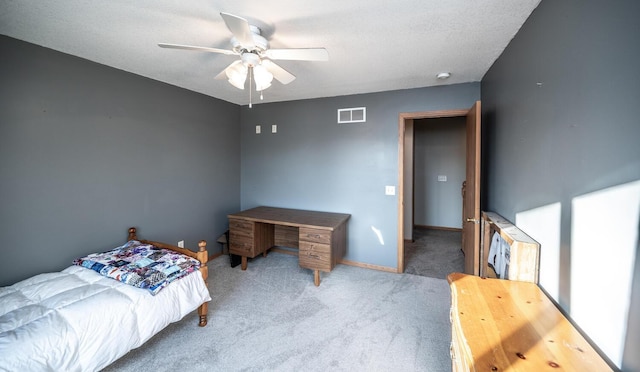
[
  {"x1": 255, "y1": 125, "x2": 261, "y2": 134},
  {"x1": 385, "y1": 185, "x2": 396, "y2": 195},
  {"x1": 272, "y1": 124, "x2": 277, "y2": 133},
  {"x1": 177, "y1": 240, "x2": 184, "y2": 248}
]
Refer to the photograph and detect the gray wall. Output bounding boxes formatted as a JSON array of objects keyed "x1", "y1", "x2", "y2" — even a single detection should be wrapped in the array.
[
  {"x1": 0, "y1": 36, "x2": 241, "y2": 286},
  {"x1": 414, "y1": 117, "x2": 466, "y2": 229},
  {"x1": 239, "y1": 84, "x2": 479, "y2": 269},
  {"x1": 482, "y1": 0, "x2": 639, "y2": 369}
]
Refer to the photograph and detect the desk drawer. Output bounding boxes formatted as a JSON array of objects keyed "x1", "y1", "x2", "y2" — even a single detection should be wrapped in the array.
[
  {"x1": 229, "y1": 218, "x2": 253, "y2": 234},
  {"x1": 299, "y1": 240, "x2": 331, "y2": 272},
  {"x1": 229, "y1": 218, "x2": 275, "y2": 258},
  {"x1": 229, "y1": 217, "x2": 255, "y2": 256},
  {"x1": 299, "y1": 227, "x2": 331, "y2": 244},
  {"x1": 229, "y1": 234, "x2": 253, "y2": 255}
]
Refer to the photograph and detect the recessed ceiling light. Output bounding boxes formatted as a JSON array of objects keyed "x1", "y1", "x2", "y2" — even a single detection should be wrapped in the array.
[{"x1": 436, "y1": 72, "x2": 451, "y2": 80}]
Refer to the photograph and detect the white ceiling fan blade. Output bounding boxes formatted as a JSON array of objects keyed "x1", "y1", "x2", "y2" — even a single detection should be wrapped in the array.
[
  {"x1": 262, "y1": 60, "x2": 296, "y2": 85},
  {"x1": 220, "y1": 12, "x2": 255, "y2": 50},
  {"x1": 158, "y1": 43, "x2": 236, "y2": 56},
  {"x1": 265, "y1": 48, "x2": 329, "y2": 61}
]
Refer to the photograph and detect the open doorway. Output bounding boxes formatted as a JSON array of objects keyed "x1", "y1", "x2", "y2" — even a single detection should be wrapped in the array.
[
  {"x1": 403, "y1": 117, "x2": 466, "y2": 278},
  {"x1": 413, "y1": 117, "x2": 466, "y2": 230},
  {"x1": 397, "y1": 102, "x2": 481, "y2": 274}
]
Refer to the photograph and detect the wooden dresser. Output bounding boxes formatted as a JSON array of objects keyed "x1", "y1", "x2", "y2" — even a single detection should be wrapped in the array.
[
  {"x1": 447, "y1": 273, "x2": 612, "y2": 371},
  {"x1": 228, "y1": 206, "x2": 350, "y2": 286}
]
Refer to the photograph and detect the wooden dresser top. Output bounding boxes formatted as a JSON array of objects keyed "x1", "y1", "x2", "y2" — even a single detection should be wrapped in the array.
[
  {"x1": 228, "y1": 206, "x2": 350, "y2": 230},
  {"x1": 447, "y1": 273, "x2": 613, "y2": 371}
]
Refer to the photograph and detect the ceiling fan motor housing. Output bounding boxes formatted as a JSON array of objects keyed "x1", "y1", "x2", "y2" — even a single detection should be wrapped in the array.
[
  {"x1": 241, "y1": 52, "x2": 261, "y2": 67},
  {"x1": 231, "y1": 25, "x2": 268, "y2": 55}
]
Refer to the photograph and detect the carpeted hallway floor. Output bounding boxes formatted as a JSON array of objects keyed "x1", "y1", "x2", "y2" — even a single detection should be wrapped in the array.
[{"x1": 403, "y1": 227, "x2": 464, "y2": 280}]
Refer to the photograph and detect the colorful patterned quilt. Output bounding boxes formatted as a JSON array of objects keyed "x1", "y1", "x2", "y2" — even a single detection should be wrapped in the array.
[{"x1": 73, "y1": 240, "x2": 201, "y2": 295}]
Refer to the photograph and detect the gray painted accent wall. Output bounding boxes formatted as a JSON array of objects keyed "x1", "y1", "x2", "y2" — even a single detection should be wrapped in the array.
[
  {"x1": 0, "y1": 36, "x2": 241, "y2": 286},
  {"x1": 482, "y1": 0, "x2": 639, "y2": 369},
  {"x1": 239, "y1": 85, "x2": 479, "y2": 269}
]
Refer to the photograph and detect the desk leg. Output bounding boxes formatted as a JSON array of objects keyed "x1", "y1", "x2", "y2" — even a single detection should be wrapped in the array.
[
  {"x1": 314, "y1": 270, "x2": 320, "y2": 286},
  {"x1": 241, "y1": 256, "x2": 247, "y2": 270}
]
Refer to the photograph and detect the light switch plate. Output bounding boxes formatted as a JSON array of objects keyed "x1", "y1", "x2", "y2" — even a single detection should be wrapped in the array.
[
  {"x1": 272, "y1": 124, "x2": 277, "y2": 133},
  {"x1": 256, "y1": 125, "x2": 261, "y2": 134},
  {"x1": 438, "y1": 175, "x2": 447, "y2": 182}
]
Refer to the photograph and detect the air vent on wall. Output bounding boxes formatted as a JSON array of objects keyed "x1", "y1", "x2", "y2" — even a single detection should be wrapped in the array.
[{"x1": 337, "y1": 107, "x2": 366, "y2": 123}]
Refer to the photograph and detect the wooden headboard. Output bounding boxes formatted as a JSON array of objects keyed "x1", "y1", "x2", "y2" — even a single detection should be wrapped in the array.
[{"x1": 127, "y1": 227, "x2": 208, "y2": 265}]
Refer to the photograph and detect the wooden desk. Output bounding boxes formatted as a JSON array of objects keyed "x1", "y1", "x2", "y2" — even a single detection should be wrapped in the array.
[
  {"x1": 228, "y1": 206, "x2": 350, "y2": 286},
  {"x1": 447, "y1": 273, "x2": 612, "y2": 371}
]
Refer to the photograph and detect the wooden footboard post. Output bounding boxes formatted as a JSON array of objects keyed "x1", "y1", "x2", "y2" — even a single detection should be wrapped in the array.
[{"x1": 197, "y1": 240, "x2": 209, "y2": 327}]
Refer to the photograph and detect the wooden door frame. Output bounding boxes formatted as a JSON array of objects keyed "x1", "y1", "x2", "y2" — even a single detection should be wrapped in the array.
[
  {"x1": 397, "y1": 108, "x2": 471, "y2": 273},
  {"x1": 463, "y1": 101, "x2": 482, "y2": 275}
]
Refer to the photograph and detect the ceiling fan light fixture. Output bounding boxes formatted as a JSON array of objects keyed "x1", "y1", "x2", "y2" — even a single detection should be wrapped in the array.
[
  {"x1": 437, "y1": 72, "x2": 451, "y2": 80},
  {"x1": 253, "y1": 64, "x2": 273, "y2": 91},
  {"x1": 226, "y1": 61, "x2": 247, "y2": 89}
]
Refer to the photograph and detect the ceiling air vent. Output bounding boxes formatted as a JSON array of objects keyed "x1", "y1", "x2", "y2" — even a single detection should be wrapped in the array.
[{"x1": 337, "y1": 107, "x2": 366, "y2": 124}]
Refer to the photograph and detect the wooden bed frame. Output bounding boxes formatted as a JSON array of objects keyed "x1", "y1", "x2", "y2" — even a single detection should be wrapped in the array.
[{"x1": 127, "y1": 227, "x2": 209, "y2": 327}]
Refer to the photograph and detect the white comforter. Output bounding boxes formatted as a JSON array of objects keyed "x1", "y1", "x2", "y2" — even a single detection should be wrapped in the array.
[{"x1": 0, "y1": 265, "x2": 211, "y2": 372}]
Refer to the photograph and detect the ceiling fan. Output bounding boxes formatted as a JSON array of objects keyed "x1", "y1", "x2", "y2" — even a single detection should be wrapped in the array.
[{"x1": 158, "y1": 12, "x2": 328, "y2": 104}]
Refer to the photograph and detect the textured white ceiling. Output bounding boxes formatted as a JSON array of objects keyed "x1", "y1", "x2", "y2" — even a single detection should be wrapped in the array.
[{"x1": 0, "y1": 0, "x2": 541, "y2": 106}]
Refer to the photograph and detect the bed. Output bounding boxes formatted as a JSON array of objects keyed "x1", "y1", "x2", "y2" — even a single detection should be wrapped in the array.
[{"x1": 0, "y1": 227, "x2": 211, "y2": 372}]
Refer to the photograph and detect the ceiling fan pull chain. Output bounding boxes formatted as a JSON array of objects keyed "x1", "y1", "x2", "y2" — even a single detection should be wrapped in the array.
[{"x1": 249, "y1": 66, "x2": 253, "y2": 108}]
